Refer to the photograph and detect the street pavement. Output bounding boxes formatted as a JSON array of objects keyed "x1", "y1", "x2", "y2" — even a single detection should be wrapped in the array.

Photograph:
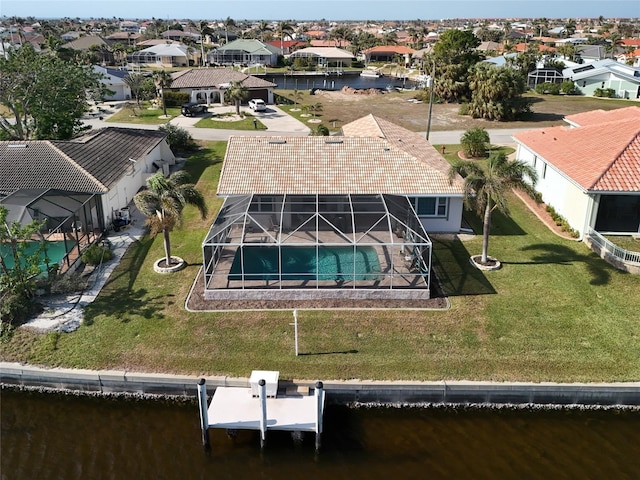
[{"x1": 84, "y1": 102, "x2": 529, "y2": 144}]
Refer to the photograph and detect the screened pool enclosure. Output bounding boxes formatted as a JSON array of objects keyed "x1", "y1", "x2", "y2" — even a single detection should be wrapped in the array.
[{"x1": 202, "y1": 194, "x2": 433, "y2": 300}]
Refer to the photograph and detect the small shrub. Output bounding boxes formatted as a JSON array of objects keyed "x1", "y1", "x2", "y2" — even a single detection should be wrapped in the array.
[
  {"x1": 560, "y1": 80, "x2": 577, "y2": 95},
  {"x1": 594, "y1": 88, "x2": 616, "y2": 98},
  {"x1": 81, "y1": 243, "x2": 112, "y2": 265},
  {"x1": 50, "y1": 273, "x2": 88, "y2": 294},
  {"x1": 158, "y1": 123, "x2": 197, "y2": 153},
  {"x1": 535, "y1": 82, "x2": 561, "y2": 95},
  {"x1": 163, "y1": 90, "x2": 190, "y2": 107},
  {"x1": 458, "y1": 103, "x2": 471, "y2": 116},
  {"x1": 461, "y1": 127, "x2": 490, "y2": 158},
  {"x1": 314, "y1": 124, "x2": 330, "y2": 136}
]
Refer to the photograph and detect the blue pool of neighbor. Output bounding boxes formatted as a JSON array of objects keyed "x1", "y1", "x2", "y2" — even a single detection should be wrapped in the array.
[
  {"x1": 0, "y1": 240, "x2": 73, "y2": 273},
  {"x1": 229, "y1": 246, "x2": 382, "y2": 281}
]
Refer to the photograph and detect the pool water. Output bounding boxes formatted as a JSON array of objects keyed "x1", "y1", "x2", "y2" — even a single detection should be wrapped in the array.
[
  {"x1": 0, "y1": 240, "x2": 73, "y2": 273},
  {"x1": 229, "y1": 246, "x2": 381, "y2": 281}
]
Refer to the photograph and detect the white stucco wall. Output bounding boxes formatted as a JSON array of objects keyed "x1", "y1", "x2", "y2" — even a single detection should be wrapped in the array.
[
  {"x1": 517, "y1": 144, "x2": 590, "y2": 236},
  {"x1": 100, "y1": 140, "x2": 175, "y2": 224},
  {"x1": 420, "y1": 197, "x2": 464, "y2": 233}
]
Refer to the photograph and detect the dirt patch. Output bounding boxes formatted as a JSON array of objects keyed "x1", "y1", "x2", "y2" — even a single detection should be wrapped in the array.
[
  {"x1": 290, "y1": 89, "x2": 633, "y2": 134},
  {"x1": 186, "y1": 267, "x2": 449, "y2": 311}
]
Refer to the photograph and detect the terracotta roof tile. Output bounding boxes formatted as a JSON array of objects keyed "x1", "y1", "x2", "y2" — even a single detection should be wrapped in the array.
[
  {"x1": 564, "y1": 106, "x2": 640, "y2": 127},
  {"x1": 514, "y1": 117, "x2": 640, "y2": 192}
]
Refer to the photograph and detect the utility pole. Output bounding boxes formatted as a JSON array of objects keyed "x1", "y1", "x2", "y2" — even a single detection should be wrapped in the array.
[{"x1": 426, "y1": 59, "x2": 436, "y2": 141}]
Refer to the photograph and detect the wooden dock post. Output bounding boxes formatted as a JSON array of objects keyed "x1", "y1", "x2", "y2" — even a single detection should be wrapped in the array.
[
  {"x1": 315, "y1": 381, "x2": 324, "y2": 452},
  {"x1": 197, "y1": 378, "x2": 210, "y2": 448},
  {"x1": 258, "y1": 379, "x2": 267, "y2": 449}
]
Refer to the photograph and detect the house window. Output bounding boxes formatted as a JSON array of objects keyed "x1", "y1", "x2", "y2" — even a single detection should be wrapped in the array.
[
  {"x1": 542, "y1": 163, "x2": 547, "y2": 179},
  {"x1": 414, "y1": 197, "x2": 447, "y2": 217}
]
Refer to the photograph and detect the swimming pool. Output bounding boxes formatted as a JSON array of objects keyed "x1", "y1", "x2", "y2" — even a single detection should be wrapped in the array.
[
  {"x1": 0, "y1": 240, "x2": 74, "y2": 273},
  {"x1": 229, "y1": 246, "x2": 382, "y2": 282}
]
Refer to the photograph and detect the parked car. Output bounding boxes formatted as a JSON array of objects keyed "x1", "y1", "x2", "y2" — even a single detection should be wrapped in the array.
[
  {"x1": 248, "y1": 99, "x2": 267, "y2": 111},
  {"x1": 181, "y1": 102, "x2": 208, "y2": 116}
]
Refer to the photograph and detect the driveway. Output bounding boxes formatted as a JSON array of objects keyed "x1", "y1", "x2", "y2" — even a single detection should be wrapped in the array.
[{"x1": 84, "y1": 103, "x2": 311, "y2": 141}]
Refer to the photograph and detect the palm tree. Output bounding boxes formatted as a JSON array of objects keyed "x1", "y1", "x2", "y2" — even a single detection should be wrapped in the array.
[
  {"x1": 224, "y1": 80, "x2": 248, "y2": 115},
  {"x1": 190, "y1": 20, "x2": 213, "y2": 67},
  {"x1": 223, "y1": 16, "x2": 235, "y2": 44},
  {"x1": 448, "y1": 152, "x2": 538, "y2": 265},
  {"x1": 134, "y1": 171, "x2": 207, "y2": 267},
  {"x1": 276, "y1": 21, "x2": 294, "y2": 52},
  {"x1": 257, "y1": 20, "x2": 271, "y2": 42},
  {"x1": 153, "y1": 70, "x2": 173, "y2": 117},
  {"x1": 123, "y1": 73, "x2": 147, "y2": 106}
]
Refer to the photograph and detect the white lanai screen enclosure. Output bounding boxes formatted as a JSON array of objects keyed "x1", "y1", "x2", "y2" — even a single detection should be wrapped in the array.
[{"x1": 202, "y1": 194, "x2": 432, "y2": 300}]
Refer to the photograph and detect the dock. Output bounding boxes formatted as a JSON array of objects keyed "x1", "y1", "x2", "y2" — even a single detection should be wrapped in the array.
[{"x1": 197, "y1": 371, "x2": 325, "y2": 450}]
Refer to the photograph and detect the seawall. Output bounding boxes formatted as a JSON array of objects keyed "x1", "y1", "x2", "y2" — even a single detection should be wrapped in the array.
[{"x1": 3, "y1": 362, "x2": 640, "y2": 407}]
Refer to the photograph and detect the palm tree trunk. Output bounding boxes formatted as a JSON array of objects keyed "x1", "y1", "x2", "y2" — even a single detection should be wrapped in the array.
[
  {"x1": 481, "y1": 202, "x2": 492, "y2": 264},
  {"x1": 163, "y1": 228, "x2": 172, "y2": 265},
  {"x1": 161, "y1": 88, "x2": 167, "y2": 117},
  {"x1": 235, "y1": 99, "x2": 240, "y2": 115}
]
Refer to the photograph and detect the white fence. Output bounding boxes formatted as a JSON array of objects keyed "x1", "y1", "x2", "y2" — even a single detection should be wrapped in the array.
[{"x1": 587, "y1": 229, "x2": 640, "y2": 267}]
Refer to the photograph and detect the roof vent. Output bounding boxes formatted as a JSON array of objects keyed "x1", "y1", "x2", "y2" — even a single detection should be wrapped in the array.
[
  {"x1": 7, "y1": 144, "x2": 28, "y2": 149},
  {"x1": 269, "y1": 140, "x2": 287, "y2": 144}
]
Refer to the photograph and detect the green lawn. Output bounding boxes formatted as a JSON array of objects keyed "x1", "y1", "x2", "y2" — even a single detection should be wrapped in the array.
[
  {"x1": 106, "y1": 102, "x2": 180, "y2": 124},
  {"x1": 194, "y1": 113, "x2": 267, "y2": 130},
  {"x1": 2, "y1": 142, "x2": 639, "y2": 383}
]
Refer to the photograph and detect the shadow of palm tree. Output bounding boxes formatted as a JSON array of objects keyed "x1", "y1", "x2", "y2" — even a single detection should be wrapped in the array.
[
  {"x1": 83, "y1": 287, "x2": 168, "y2": 325},
  {"x1": 431, "y1": 236, "x2": 496, "y2": 296},
  {"x1": 183, "y1": 148, "x2": 222, "y2": 183},
  {"x1": 508, "y1": 243, "x2": 611, "y2": 286}
]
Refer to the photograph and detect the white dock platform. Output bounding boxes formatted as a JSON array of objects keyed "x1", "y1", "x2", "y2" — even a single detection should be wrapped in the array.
[{"x1": 207, "y1": 387, "x2": 322, "y2": 432}]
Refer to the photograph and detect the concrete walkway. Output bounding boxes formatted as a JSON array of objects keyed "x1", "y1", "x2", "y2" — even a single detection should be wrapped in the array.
[{"x1": 24, "y1": 205, "x2": 148, "y2": 333}]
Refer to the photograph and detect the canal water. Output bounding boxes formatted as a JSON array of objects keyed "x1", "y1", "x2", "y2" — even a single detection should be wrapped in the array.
[
  {"x1": 260, "y1": 73, "x2": 416, "y2": 91},
  {"x1": 2, "y1": 389, "x2": 639, "y2": 479}
]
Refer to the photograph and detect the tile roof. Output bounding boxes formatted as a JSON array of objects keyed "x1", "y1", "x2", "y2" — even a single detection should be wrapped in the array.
[
  {"x1": 0, "y1": 128, "x2": 167, "y2": 195},
  {"x1": 53, "y1": 128, "x2": 167, "y2": 190},
  {"x1": 0, "y1": 141, "x2": 103, "y2": 196},
  {"x1": 169, "y1": 68, "x2": 276, "y2": 89},
  {"x1": 218, "y1": 115, "x2": 463, "y2": 196},
  {"x1": 564, "y1": 106, "x2": 640, "y2": 127},
  {"x1": 363, "y1": 45, "x2": 417, "y2": 54},
  {"x1": 514, "y1": 117, "x2": 640, "y2": 192}
]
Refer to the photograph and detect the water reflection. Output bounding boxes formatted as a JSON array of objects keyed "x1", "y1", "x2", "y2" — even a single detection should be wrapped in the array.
[{"x1": 2, "y1": 389, "x2": 639, "y2": 480}]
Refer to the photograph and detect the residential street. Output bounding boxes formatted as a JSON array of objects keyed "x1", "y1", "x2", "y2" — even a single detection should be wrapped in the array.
[{"x1": 83, "y1": 103, "x2": 527, "y2": 144}]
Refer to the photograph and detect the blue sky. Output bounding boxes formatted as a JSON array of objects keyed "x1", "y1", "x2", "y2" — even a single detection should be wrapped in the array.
[{"x1": 1, "y1": 0, "x2": 638, "y2": 21}]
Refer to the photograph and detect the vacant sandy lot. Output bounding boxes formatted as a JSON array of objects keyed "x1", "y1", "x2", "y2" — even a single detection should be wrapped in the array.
[{"x1": 285, "y1": 88, "x2": 634, "y2": 133}]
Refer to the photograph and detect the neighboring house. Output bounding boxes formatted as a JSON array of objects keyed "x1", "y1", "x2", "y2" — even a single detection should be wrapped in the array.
[
  {"x1": 0, "y1": 127, "x2": 175, "y2": 229},
  {"x1": 563, "y1": 59, "x2": 640, "y2": 99},
  {"x1": 288, "y1": 47, "x2": 354, "y2": 70},
  {"x1": 362, "y1": 45, "x2": 416, "y2": 65},
  {"x1": 0, "y1": 128, "x2": 175, "y2": 271},
  {"x1": 93, "y1": 65, "x2": 132, "y2": 101},
  {"x1": 168, "y1": 68, "x2": 277, "y2": 104},
  {"x1": 64, "y1": 35, "x2": 110, "y2": 52},
  {"x1": 266, "y1": 40, "x2": 307, "y2": 54},
  {"x1": 120, "y1": 21, "x2": 140, "y2": 33},
  {"x1": 201, "y1": 114, "x2": 465, "y2": 302},
  {"x1": 106, "y1": 31, "x2": 141, "y2": 46},
  {"x1": 60, "y1": 31, "x2": 81, "y2": 42},
  {"x1": 128, "y1": 43, "x2": 192, "y2": 67},
  {"x1": 208, "y1": 39, "x2": 280, "y2": 67},
  {"x1": 162, "y1": 29, "x2": 201, "y2": 43},
  {"x1": 513, "y1": 106, "x2": 640, "y2": 238},
  {"x1": 574, "y1": 44, "x2": 607, "y2": 63}
]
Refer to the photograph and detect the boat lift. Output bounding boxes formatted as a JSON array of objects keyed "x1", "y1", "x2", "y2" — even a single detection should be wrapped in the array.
[{"x1": 197, "y1": 371, "x2": 325, "y2": 451}]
